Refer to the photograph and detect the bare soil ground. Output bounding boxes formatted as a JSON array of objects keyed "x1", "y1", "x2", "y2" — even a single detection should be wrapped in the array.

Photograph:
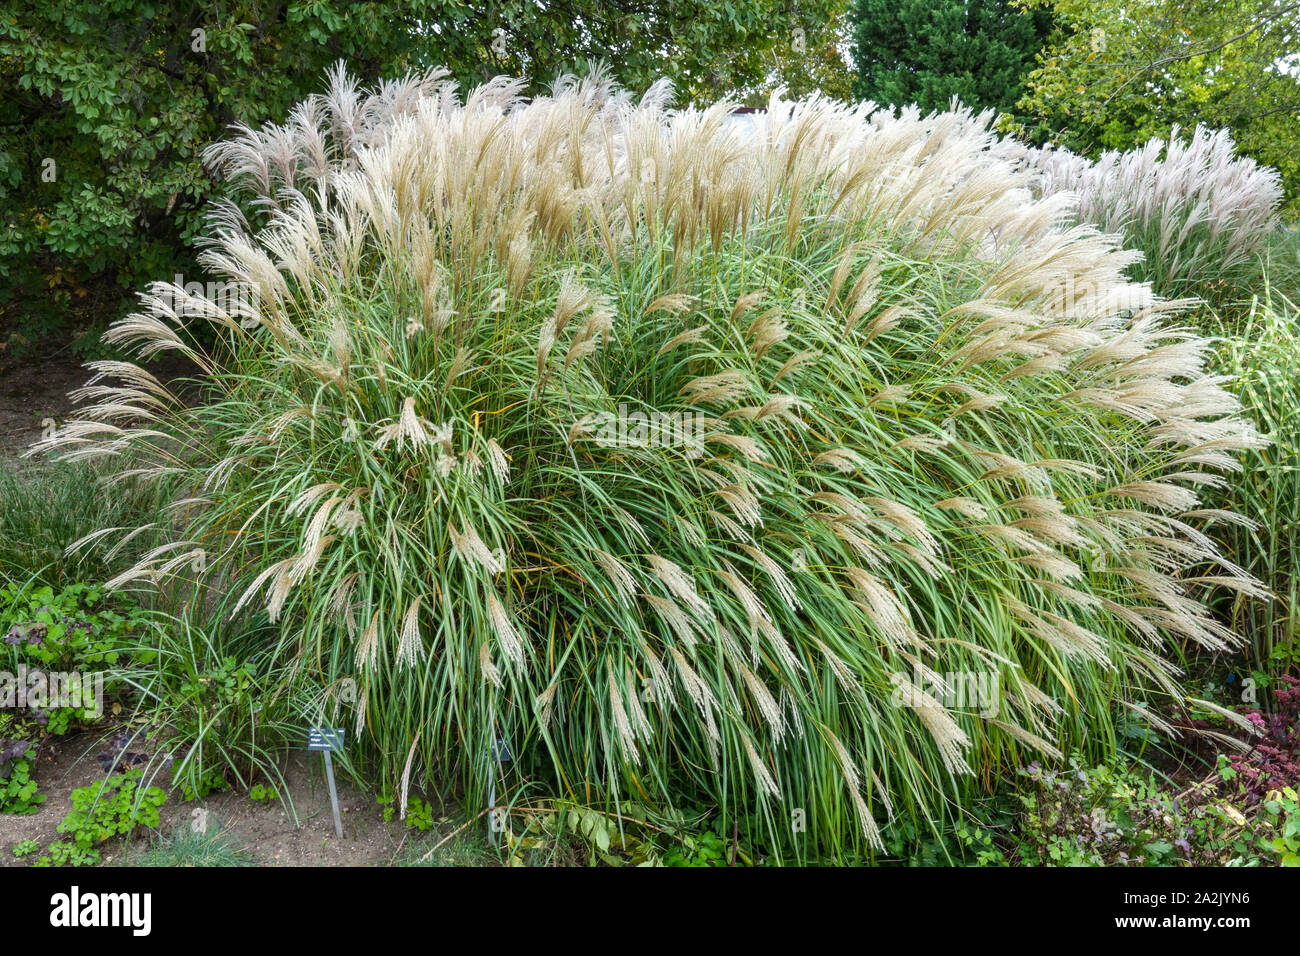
[
  {"x1": 0, "y1": 351, "x2": 91, "y2": 460},
  {"x1": 0, "y1": 348, "x2": 197, "y2": 460},
  {"x1": 0, "y1": 732, "x2": 423, "y2": 867}
]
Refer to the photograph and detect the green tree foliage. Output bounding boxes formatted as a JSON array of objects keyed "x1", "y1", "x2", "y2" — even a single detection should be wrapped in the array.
[
  {"x1": 748, "y1": 4, "x2": 855, "y2": 103},
  {"x1": 0, "y1": 1, "x2": 841, "y2": 350},
  {"x1": 0, "y1": 2, "x2": 447, "y2": 350},
  {"x1": 850, "y1": 0, "x2": 1053, "y2": 114},
  {"x1": 1014, "y1": 0, "x2": 1300, "y2": 213}
]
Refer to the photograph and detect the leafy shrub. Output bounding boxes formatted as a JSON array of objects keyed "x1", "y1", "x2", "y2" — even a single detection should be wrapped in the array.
[
  {"x1": 1024, "y1": 126, "x2": 1284, "y2": 303},
  {"x1": 0, "y1": 5, "x2": 467, "y2": 352},
  {"x1": 40, "y1": 70, "x2": 1265, "y2": 861}
]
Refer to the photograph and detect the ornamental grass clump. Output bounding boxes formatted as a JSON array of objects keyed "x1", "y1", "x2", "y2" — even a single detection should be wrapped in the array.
[
  {"x1": 1204, "y1": 290, "x2": 1300, "y2": 672},
  {"x1": 36, "y1": 67, "x2": 1265, "y2": 860},
  {"x1": 1024, "y1": 127, "x2": 1285, "y2": 304}
]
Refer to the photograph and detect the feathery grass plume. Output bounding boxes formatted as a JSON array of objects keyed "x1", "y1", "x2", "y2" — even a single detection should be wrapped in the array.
[
  {"x1": 1020, "y1": 126, "x2": 1284, "y2": 305},
  {"x1": 41, "y1": 65, "x2": 1264, "y2": 862}
]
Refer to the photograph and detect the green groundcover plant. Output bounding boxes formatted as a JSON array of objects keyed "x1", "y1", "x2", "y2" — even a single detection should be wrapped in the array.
[
  {"x1": 34, "y1": 67, "x2": 1267, "y2": 861},
  {"x1": 35, "y1": 769, "x2": 166, "y2": 868}
]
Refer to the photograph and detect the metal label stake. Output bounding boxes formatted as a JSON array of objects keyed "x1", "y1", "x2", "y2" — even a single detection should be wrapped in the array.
[
  {"x1": 486, "y1": 736, "x2": 512, "y2": 844},
  {"x1": 308, "y1": 727, "x2": 345, "y2": 839}
]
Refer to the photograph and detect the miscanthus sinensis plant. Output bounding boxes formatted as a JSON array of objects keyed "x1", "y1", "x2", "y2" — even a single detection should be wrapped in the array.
[
  {"x1": 36, "y1": 66, "x2": 1266, "y2": 860},
  {"x1": 1022, "y1": 126, "x2": 1284, "y2": 304},
  {"x1": 1205, "y1": 289, "x2": 1300, "y2": 674}
]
